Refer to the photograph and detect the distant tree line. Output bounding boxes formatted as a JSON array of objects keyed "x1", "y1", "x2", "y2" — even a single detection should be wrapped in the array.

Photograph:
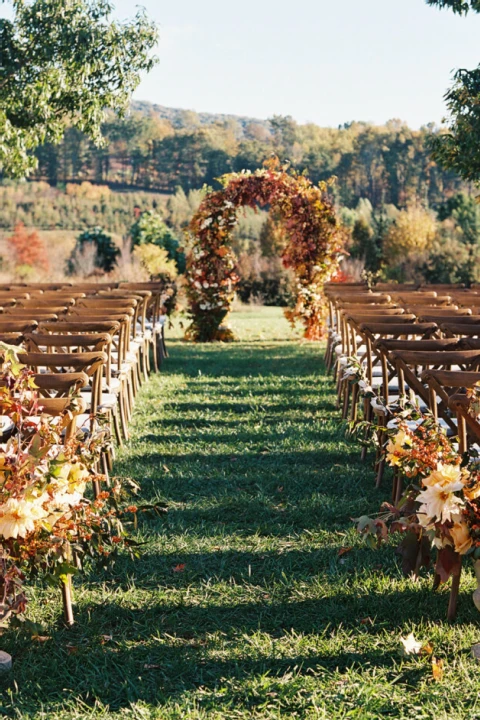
[{"x1": 30, "y1": 111, "x2": 470, "y2": 210}]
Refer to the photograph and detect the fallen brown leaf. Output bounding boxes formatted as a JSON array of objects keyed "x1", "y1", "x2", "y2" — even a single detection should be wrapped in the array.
[
  {"x1": 173, "y1": 563, "x2": 186, "y2": 573},
  {"x1": 338, "y1": 547, "x2": 353, "y2": 557},
  {"x1": 432, "y1": 657, "x2": 444, "y2": 681}
]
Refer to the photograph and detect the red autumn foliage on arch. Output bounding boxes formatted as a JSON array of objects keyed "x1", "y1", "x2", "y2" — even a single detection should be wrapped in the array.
[{"x1": 185, "y1": 163, "x2": 346, "y2": 342}]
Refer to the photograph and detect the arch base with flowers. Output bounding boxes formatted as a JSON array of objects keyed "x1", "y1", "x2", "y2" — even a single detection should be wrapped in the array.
[{"x1": 185, "y1": 163, "x2": 345, "y2": 342}]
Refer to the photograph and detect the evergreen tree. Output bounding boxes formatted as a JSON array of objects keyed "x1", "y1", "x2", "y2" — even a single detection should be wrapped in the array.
[{"x1": 67, "y1": 227, "x2": 120, "y2": 274}]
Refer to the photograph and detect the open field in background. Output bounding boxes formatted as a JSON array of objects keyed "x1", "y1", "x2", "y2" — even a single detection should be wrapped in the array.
[
  {"x1": 2, "y1": 307, "x2": 480, "y2": 719},
  {"x1": 0, "y1": 230, "x2": 127, "y2": 279}
]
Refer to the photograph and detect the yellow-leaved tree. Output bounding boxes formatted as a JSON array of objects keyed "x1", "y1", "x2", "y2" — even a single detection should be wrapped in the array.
[{"x1": 383, "y1": 206, "x2": 437, "y2": 264}]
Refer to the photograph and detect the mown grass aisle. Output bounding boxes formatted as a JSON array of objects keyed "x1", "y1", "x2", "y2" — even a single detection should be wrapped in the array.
[{"x1": 3, "y1": 307, "x2": 480, "y2": 719}]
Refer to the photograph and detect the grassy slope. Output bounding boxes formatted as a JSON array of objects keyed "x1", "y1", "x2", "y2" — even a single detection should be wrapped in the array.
[{"x1": 2, "y1": 307, "x2": 480, "y2": 719}]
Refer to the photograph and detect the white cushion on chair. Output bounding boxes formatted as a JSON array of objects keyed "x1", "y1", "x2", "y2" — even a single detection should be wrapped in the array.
[
  {"x1": 0, "y1": 416, "x2": 15, "y2": 438},
  {"x1": 80, "y1": 392, "x2": 117, "y2": 410}
]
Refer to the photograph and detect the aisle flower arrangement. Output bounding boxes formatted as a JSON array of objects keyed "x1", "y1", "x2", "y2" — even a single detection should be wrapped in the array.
[
  {"x1": 357, "y1": 405, "x2": 480, "y2": 595},
  {"x1": 185, "y1": 160, "x2": 346, "y2": 342},
  {"x1": 0, "y1": 343, "x2": 142, "y2": 627}
]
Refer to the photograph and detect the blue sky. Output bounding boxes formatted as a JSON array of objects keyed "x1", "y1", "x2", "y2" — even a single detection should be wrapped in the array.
[
  {"x1": 3, "y1": 0, "x2": 479, "y2": 128},
  {"x1": 111, "y1": 0, "x2": 480, "y2": 128}
]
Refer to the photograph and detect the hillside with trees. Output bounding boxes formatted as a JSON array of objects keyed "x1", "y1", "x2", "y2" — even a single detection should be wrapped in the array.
[
  {"x1": 2, "y1": 101, "x2": 480, "y2": 292},
  {"x1": 29, "y1": 104, "x2": 469, "y2": 209}
]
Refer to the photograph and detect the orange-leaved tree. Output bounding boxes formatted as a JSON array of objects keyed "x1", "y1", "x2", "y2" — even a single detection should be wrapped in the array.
[{"x1": 7, "y1": 222, "x2": 49, "y2": 273}]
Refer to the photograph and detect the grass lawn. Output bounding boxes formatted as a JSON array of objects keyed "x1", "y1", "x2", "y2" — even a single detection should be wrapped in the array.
[{"x1": 2, "y1": 306, "x2": 480, "y2": 719}]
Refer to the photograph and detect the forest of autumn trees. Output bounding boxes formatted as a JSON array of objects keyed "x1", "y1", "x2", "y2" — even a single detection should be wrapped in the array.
[{"x1": 31, "y1": 105, "x2": 470, "y2": 211}]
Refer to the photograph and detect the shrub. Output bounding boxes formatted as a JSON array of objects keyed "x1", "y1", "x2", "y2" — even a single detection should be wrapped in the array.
[
  {"x1": 133, "y1": 244, "x2": 178, "y2": 279},
  {"x1": 67, "y1": 227, "x2": 120, "y2": 275},
  {"x1": 130, "y1": 210, "x2": 186, "y2": 273}
]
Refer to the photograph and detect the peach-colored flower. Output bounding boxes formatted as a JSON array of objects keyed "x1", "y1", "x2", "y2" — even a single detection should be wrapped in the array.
[
  {"x1": 422, "y1": 463, "x2": 464, "y2": 489},
  {"x1": 450, "y1": 522, "x2": 473, "y2": 555}
]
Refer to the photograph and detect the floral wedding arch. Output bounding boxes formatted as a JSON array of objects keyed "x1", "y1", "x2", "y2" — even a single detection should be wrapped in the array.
[{"x1": 185, "y1": 163, "x2": 345, "y2": 342}]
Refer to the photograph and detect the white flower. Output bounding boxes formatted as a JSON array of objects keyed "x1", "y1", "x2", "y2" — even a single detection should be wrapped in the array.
[
  {"x1": 52, "y1": 483, "x2": 86, "y2": 511},
  {"x1": 194, "y1": 281, "x2": 202, "y2": 290},
  {"x1": 200, "y1": 218, "x2": 213, "y2": 229},
  {"x1": 0, "y1": 497, "x2": 48, "y2": 539},
  {"x1": 450, "y1": 521, "x2": 473, "y2": 555},
  {"x1": 400, "y1": 633, "x2": 423, "y2": 656},
  {"x1": 422, "y1": 463, "x2": 464, "y2": 488},
  {"x1": 199, "y1": 304, "x2": 207, "y2": 310},
  {"x1": 202, "y1": 282, "x2": 210, "y2": 289},
  {"x1": 417, "y1": 481, "x2": 465, "y2": 524}
]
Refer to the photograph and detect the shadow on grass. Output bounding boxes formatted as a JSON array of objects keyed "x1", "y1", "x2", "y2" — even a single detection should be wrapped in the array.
[
  {"x1": 0, "y1": 586, "x2": 464, "y2": 715},
  {"x1": 0, "y1": 335, "x2": 447, "y2": 717}
]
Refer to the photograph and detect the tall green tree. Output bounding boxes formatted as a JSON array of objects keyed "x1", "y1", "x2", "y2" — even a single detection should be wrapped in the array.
[
  {"x1": 426, "y1": 0, "x2": 480, "y2": 182},
  {"x1": 426, "y1": 1, "x2": 480, "y2": 12},
  {"x1": 1, "y1": 0, "x2": 158, "y2": 177}
]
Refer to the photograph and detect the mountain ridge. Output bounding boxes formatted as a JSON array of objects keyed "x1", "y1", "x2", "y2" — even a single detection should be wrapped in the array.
[{"x1": 131, "y1": 100, "x2": 272, "y2": 132}]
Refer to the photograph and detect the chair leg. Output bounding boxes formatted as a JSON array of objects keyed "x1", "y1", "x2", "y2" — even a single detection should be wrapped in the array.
[
  {"x1": 112, "y1": 406, "x2": 123, "y2": 447},
  {"x1": 142, "y1": 343, "x2": 149, "y2": 381},
  {"x1": 126, "y1": 376, "x2": 135, "y2": 414},
  {"x1": 61, "y1": 576, "x2": 74, "y2": 627},
  {"x1": 360, "y1": 399, "x2": 371, "y2": 461},
  {"x1": 119, "y1": 393, "x2": 130, "y2": 441},
  {"x1": 393, "y1": 471, "x2": 403, "y2": 505},
  {"x1": 350, "y1": 383, "x2": 359, "y2": 425},
  {"x1": 136, "y1": 357, "x2": 143, "y2": 387},
  {"x1": 161, "y1": 329, "x2": 168, "y2": 359},
  {"x1": 342, "y1": 380, "x2": 350, "y2": 420},
  {"x1": 448, "y1": 566, "x2": 462, "y2": 622},
  {"x1": 101, "y1": 451, "x2": 111, "y2": 480},
  {"x1": 145, "y1": 340, "x2": 151, "y2": 375}
]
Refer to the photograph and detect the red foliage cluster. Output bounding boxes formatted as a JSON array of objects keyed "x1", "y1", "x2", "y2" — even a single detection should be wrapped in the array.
[{"x1": 7, "y1": 221, "x2": 49, "y2": 272}]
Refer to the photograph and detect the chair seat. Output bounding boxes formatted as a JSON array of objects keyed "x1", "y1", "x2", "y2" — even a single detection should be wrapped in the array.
[
  {"x1": 75, "y1": 414, "x2": 92, "y2": 433},
  {"x1": 80, "y1": 391, "x2": 117, "y2": 410},
  {"x1": 103, "y1": 377, "x2": 121, "y2": 394},
  {"x1": 0, "y1": 416, "x2": 15, "y2": 440},
  {"x1": 387, "y1": 415, "x2": 456, "y2": 436}
]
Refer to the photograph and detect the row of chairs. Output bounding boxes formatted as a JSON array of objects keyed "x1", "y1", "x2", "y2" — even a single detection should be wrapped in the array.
[
  {"x1": 325, "y1": 282, "x2": 480, "y2": 620},
  {"x1": 0, "y1": 281, "x2": 172, "y2": 456},
  {"x1": 0, "y1": 280, "x2": 174, "y2": 626}
]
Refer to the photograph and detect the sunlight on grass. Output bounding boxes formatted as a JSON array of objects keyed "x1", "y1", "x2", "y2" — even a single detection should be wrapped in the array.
[{"x1": 1, "y1": 307, "x2": 480, "y2": 719}]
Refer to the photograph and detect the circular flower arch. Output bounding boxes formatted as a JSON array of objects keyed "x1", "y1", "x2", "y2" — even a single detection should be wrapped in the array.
[{"x1": 185, "y1": 163, "x2": 345, "y2": 342}]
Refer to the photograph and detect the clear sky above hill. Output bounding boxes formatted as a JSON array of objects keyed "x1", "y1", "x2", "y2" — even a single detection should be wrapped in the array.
[{"x1": 112, "y1": 0, "x2": 480, "y2": 128}]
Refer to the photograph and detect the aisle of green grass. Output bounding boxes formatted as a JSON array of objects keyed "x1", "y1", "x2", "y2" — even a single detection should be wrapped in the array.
[{"x1": 3, "y1": 307, "x2": 480, "y2": 719}]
